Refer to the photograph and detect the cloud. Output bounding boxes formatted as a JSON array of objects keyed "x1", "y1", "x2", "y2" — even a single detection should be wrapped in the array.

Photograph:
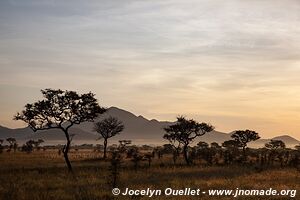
[{"x1": 1, "y1": 0, "x2": 300, "y2": 139}]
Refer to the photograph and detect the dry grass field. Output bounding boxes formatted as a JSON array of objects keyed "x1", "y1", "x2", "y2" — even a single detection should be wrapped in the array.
[{"x1": 0, "y1": 150, "x2": 299, "y2": 200}]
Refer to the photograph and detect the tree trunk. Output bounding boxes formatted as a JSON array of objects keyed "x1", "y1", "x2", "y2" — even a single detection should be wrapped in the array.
[
  {"x1": 173, "y1": 150, "x2": 177, "y2": 165},
  {"x1": 103, "y1": 139, "x2": 108, "y2": 159},
  {"x1": 63, "y1": 130, "x2": 73, "y2": 172},
  {"x1": 242, "y1": 146, "x2": 247, "y2": 161},
  {"x1": 183, "y1": 145, "x2": 190, "y2": 165}
]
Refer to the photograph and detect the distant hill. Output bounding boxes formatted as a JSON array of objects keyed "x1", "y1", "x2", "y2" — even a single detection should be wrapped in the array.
[
  {"x1": 0, "y1": 125, "x2": 97, "y2": 145},
  {"x1": 0, "y1": 125, "x2": 32, "y2": 139},
  {"x1": 272, "y1": 135, "x2": 300, "y2": 144},
  {"x1": 75, "y1": 107, "x2": 232, "y2": 145},
  {"x1": 250, "y1": 135, "x2": 300, "y2": 148},
  {"x1": 0, "y1": 107, "x2": 299, "y2": 147}
]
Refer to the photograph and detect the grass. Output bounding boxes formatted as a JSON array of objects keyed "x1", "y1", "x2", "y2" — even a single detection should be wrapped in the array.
[{"x1": 0, "y1": 150, "x2": 299, "y2": 200}]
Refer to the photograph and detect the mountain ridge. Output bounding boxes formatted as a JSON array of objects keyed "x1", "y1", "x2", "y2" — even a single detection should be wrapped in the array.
[{"x1": 0, "y1": 107, "x2": 299, "y2": 147}]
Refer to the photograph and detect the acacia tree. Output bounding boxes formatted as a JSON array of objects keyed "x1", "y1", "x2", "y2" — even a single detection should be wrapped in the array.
[
  {"x1": 231, "y1": 130, "x2": 260, "y2": 161},
  {"x1": 265, "y1": 140, "x2": 286, "y2": 166},
  {"x1": 22, "y1": 139, "x2": 35, "y2": 153},
  {"x1": 0, "y1": 139, "x2": 3, "y2": 153},
  {"x1": 296, "y1": 144, "x2": 300, "y2": 151},
  {"x1": 265, "y1": 140, "x2": 286, "y2": 150},
  {"x1": 222, "y1": 140, "x2": 241, "y2": 164},
  {"x1": 163, "y1": 133, "x2": 181, "y2": 164},
  {"x1": 33, "y1": 139, "x2": 45, "y2": 150},
  {"x1": 14, "y1": 89, "x2": 106, "y2": 171},
  {"x1": 94, "y1": 116, "x2": 124, "y2": 159},
  {"x1": 164, "y1": 117, "x2": 214, "y2": 165},
  {"x1": 197, "y1": 141, "x2": 209, "y2": 149},
  {"x1": 197, "y1": 141, "x2": 211, "y2": 164},
  {"x1": 222, "y1": 140, "x2": 241, "y2": 149},
  {"x1": 6, "y1": 137, "x2": 17, "y2": 152}
]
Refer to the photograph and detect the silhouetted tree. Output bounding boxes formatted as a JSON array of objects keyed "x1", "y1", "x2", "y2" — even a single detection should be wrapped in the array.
[
  {"x1": 210, "y1": 142, "x2": 222, "y2": 165},
  {"x1": 108, "y1": 151, "x2": 122, "y2": 188},
  {"x1": 94, "y1": 116, "x2": 124, "y2": 159},
  {"x1": 14, "y1": 89, "x2": 106, "y2": 172},
  {"x1": 163, "y1": 133, "x2": 181, "y2": 164},
  {"x1": 118, "y1": 140, "x2": 131, "y2": 153},
  {"x1": 156, "y1": 148, "x2": 163, "y2": 159},
  {"x1": 126, "y1": 146, "x2": 138, "y2": 158},
  {"x1": 22, "y1": 140, "x2": 35, "y2": 153},
  {"x1": 133, "y1": 155, "x2": 143, "y2": 171},
  {"x1": 0, "y1": 139, "x2": 3, "y2": 153},
  {"x1": 197, "y1": 141, "x2": 209, "y2": 149},
  {"x1": 33, "y1": 139, "x2": 45, "y2": 150},
  {"x1": 164, "y1": 117, "x2": 214, "y2": 165},
  {"x1": 21, "y1": 139, "x2": 45, "y2": 153},
  {"x1": 265, "y1": 140, "x2": 286, "y2": 150},
  {"x1": 265, "y1": 140, "x2": 286, "y2": 166},
  {"x1": 222, "y1": 140, "x2": 241, "y2": 149},
  {"x1": 291, "y1": 144, "x2": 300, "y2": 170},
  {"x1": 211, "y1": 142, "x2": 221, "y2": 149},
  {"x1": 222, "y1": 140, "x2": 241, "y2": 164},
  {"x1": 231, "y1": 130, "x2": 260, "y2": 161},
  {"x1": 196, "y1": 141, "x2": 211, "y2": 165},
  {"x1": 6, "y1": 138, "x2": 17, "y2": 152},
  {"x1": 144, "y1": 153, "x2": 153, "y2": 167}
]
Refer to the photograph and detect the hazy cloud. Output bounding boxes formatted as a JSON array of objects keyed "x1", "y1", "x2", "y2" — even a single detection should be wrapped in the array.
[{"x1": 1, "y1": 0, "x2": 300, "y2": 139}]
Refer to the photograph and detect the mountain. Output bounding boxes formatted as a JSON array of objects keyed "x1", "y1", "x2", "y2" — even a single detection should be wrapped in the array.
[
  {"x1": 272, "y1": 135, "x2": 300, "y2": 144},
  {"x1": 75, "y1": 107, "x2": 232, "y2": 145},
  {"x1": 0, "y1": 125, "x2": 32, "y2": 139},
  {"x1": 0, "y1": 107, "x2": 299, "y2": 147},
  {"x1": 0, "y1": 125, "x2": 98, "y2": 145},
  {"x1": 250, "y1": 135, "x2": 300, "y2": 148}
]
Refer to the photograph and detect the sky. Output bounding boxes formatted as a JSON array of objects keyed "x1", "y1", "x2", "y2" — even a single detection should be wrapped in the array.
[{"x1": 1, "y1": 0, "x2": 300, "y2": 140}]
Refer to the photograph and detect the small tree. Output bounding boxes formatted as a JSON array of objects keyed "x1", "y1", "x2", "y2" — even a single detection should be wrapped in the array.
[
  {"x1": 210, "y1": 142, "x2": 222, "y2": 165},
  {"x1": 197, "y1": 141, "x2": 211, "y2": 165},
  {"x1": 94, "y1": 116, "x2": 124, "y2": 159},
  {"x1": 164, "y1": 117, "x2": 214, "y2": 165},
  {"x1": 22, "y1": 140, "x2": 35, "y2": 153},
  {"x1": 118, "y1": 140, "x2": 131, "y2": 153},
  {"x1": 197, "y1": 141, "x2": 209, "y2": 149},
  {"x1": 6, "y1": 138, "x2": 17, "y2": 152},
  {"x1": 131, "y1": 152, "x2": 143, "y2": 171},
  {"x1": 296, "y1": 144, "x2": 300, "y2": 151},
  {"x1": 222, "y1": 140, "x2": 241, "y2": 149},
  {"x1": 144, "y1": 153, "x2": 153, "y2": 167},
  {"x1": 163, "y1": 133, "x2": 181, "y2": 164},
  {"x1": 14, "y1": 89, "x2": 106, "y2": 172},
  {"x1": 108, "y1": 151, "x2": 122, "y2": 188},
  {"x1": 211, "y1": 142, "x2": 221, "y2": 149},
  {"x1": 265, "y1": 140, "x2": 286, "y2": 150},
  {"x1": 231, "y1": 130, "x2": 260, "y2": 161},
  {"x1": 265, "y1": 140, "x2": 286, "y2": 166},
  {"x1": 0, "y1": 139, "x2": 3, "y2": 153},
  {"x1": 222, "y1": 140, "x2": 240, "y2": 165},
  {"x1": 33, "y1": 139, "x2": 45, "y2": 150}
]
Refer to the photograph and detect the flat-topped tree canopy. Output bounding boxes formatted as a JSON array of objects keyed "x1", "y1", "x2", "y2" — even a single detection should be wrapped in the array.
[
  {"x1": 164, "y1": 116, "x2": 214, "y2": 165},
  {"x1": 164, "y1": 116, "x2": 214, "y2": 145},
  {"x1": 14, "y1": 89, "x2": 106, "y2": 132},
  {"x1": 14, "y1": 88, "x2": 107, "y2": 172},
  {"x1": 231, "y1": 129, "x2": 260, "y2": 148},
  {"x1": 265, "y1": 140, "x2": 286, "y2": 150},
  {"x1": 231, "y1": 129, "x2": 260, "y2": 161}
]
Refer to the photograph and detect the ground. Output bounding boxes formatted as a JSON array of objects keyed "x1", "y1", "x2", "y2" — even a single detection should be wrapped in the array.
[{"x1": 0, "y1": 150, "x2": 299, "y2": 200}]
